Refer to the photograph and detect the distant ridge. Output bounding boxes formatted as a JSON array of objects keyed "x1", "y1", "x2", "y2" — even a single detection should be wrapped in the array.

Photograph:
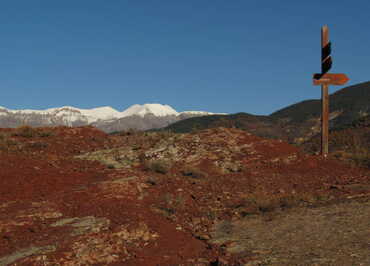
[
  {"x1": 0, "y1": 103, "x2": 223, "y2": 132},
  {"x1": 1, "y1": 81, "x2": 368, "y2": 137}
]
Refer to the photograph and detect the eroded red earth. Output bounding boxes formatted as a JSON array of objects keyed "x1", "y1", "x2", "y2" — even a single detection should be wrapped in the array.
[{"x1": 0, "y1": 126, "x2": 369, "y2": 265}]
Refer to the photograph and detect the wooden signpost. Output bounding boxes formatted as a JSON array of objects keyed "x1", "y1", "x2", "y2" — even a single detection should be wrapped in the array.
[{"x1": 313, "y1": 25, "x2": 349, "y2": 157}]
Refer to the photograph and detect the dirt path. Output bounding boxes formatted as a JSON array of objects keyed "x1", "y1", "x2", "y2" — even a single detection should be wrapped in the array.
[{"x1": 211, "y1": 196, "x2": 370, "y2": 265}]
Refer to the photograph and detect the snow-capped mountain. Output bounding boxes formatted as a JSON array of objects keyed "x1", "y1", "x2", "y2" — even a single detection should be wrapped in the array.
[
  {"x1": 0, "y1": 104, "x2": 226, "y2": 132},
  {"x1": 0, "y1": 106, "x2": 120, "y2": 126},
  {"x1": 118, "y1": 104, "x2": 179, "y2": 118}
]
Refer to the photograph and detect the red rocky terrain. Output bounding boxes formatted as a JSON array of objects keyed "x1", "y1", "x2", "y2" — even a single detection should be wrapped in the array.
[{"x1": 0, "y1": 126, "x2": 369, "y2": 265}]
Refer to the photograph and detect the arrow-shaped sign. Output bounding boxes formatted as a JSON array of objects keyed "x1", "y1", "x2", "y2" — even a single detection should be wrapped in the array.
[{"x1": 313, "y1": 73, "x2": 349, "y2": 86}]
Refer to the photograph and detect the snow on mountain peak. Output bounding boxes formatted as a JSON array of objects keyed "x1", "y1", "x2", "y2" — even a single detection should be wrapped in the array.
[
  {"x1": 48, "y1": 106, "x2": 121, "y2": 123},
  {"x1": 0, "y1": 106, "x2": 122, "y2": 124},
  {"x1": 180, "y1": 110, "x2": 228, "y2": 115},
  {"x1": 0, "y1": 104, "x2": 224, "y2": 125},
  {"x1": 120, "y1": 103, "x2": 179, "y2": 117},
  {"x1": 77, "y1": 106, "x2": 121, "y2": 121}
]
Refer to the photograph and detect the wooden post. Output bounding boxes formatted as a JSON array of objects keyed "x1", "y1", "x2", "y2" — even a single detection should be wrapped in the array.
[
  {"x1": 313, "y1": 25, "x2": 349, "y2": 158},
  {"x1": 321, "y1": 83, "x2": 329, "y2": 156},
  {"x1": 321, "y1": 25, "x2": 330, "y2": 157}
]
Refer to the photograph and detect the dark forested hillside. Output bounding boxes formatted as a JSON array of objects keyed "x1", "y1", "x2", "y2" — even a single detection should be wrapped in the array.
[
  {"x1": 161, "y1": 81, "x2": 370, "y2": 145},
  {"x1": 160, "y1": 113, "x2": 288, "y2": 140},
  {"x1": 270, "y1": 81, "x2": 370, "y2": 126}
]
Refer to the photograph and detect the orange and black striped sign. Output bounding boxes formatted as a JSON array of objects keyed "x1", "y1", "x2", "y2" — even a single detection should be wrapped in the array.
[{"x1": 322, "y1": 42, "x2": 332, "y2": 74}]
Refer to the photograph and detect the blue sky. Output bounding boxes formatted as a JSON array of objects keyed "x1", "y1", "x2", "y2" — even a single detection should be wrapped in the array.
[{"x1": 0, "y1": 1, "x2": 369, "y2": 114}]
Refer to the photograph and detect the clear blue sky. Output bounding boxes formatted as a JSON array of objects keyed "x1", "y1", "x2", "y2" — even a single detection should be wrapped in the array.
[{"x1": 0, "y1": 1, "x2": 369, "y2": 114}]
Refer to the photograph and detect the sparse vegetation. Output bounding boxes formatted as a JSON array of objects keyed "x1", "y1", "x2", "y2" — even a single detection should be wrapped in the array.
[
  {"x1": 181, "y1": 165, "x2": 208, "y2": 179},
  {"x1": 39, "y1": 130, "x2": 54, "y2": 137},
  {"x1": 116, "y1": 128, "x2": 143, "y2": 136},
  {"x1": 152, "y1": 193, "x2": 186, "y2": 218},
  {"x1": 0, "y1": 132, "x2": 8, "y2": 140},
  {"x1": 233, "y1": 192, "x2": 322, "y2": 216},
  {"x1": 0, "y1": 132, "x2": 20, "y2": 151},
  {"x1": 12, "y1": 125, "x2": 39, "y2": 138},
  {"x1": 303, "y1": 118, "x2": 370, "y2": 168},
  {"x1": 106, "y1": 163, "x2": 116, "y2": 169},
  {"x1": 27, "y1": 142, "x2": 48, "y2": 149},
  {"x1": 0, "y1": 125, "x2": 369, "y2": 265},
  {"x1": 9, "y1": 126, "x2": 54, "y2": 138},
  {"x1": 143, "y1": 159, "x2": 172, "y2": 174}
]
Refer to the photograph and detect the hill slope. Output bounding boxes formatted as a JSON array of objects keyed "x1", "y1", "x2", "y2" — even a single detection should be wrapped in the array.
[
  {"x1": 302, "y1": 115, "x2": 370, "y2": 168},
  {"x1": 159, "y1": 113, "x2": 289, "y2": 140},
  {"x1": 161, "y1": 81, "x2": 370, "y2": 144},
  {"x1": 270, "y1": 81, "x2": 370, "y2": 126}
]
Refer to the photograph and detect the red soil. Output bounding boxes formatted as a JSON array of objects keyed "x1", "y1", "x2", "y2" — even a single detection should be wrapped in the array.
[{"x1": 0, "y1": 126, "x2": 369, "y2": 265}]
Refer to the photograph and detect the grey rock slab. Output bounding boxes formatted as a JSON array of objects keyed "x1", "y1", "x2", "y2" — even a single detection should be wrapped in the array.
[{"x1": 0, "y1": 245, "x2": 56, "y2": 266}]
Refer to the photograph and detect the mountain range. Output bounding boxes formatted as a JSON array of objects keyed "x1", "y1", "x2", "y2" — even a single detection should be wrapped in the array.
[
  {"x1": 0, "y1": 103, "x2": 224, "y2": 132},
  {"x1": 0, "y1": 81, "x2": 368, "y2": 139}
]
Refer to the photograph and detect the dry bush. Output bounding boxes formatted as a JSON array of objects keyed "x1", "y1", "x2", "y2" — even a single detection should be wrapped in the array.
[
  {"x1": 12, "y1": 125, "x2": 39, "y2": 138},
  {"x1": 0, "y1": 132, "x2": 8, "y2": 140},
  {"x1": 106, "y1": 163, "x2": 116, "y2": 169},
  {"x1": 163, "y1": 193, "x2": 185, "y2": 209},
  {"x1": 156, "y1": 130, "x2": 176, "y2": 139},
  {"x1": 143, "y1": 159, "x2": 172, "y2": 174},
  {"x1": 277, "y1": 194, "x2": 304, "y2": 208},
  {"x1": 212, "y1": 220, "x2": 234, "y2": 239},
  {"x1": 39, "y1": 130, "x2": 54, "y2": 137},
  {"x1": 353, "y1": 151, "x2": 370, "y2": 168},
  {"x1": 253, "y1": 196, "x2": 281, "y2": 213},
  {"x1": 27, "y1": 142, "x2": 48, "y2": 149},
  {"x1": 0, "y1": 132, "x2": 10, "y2": 143},
  {"x1": 0, "y1": 132, "x2": 20, "y2": 151},
  {"x1": 152, "y1": 193, "x2": 185, "y2": 218},
  {"x1": 181, "y1": 165, "x2": 208, "y2": 179},
  {"x1": 235, "y1": 192, "x2": 320, "y2": 216}
]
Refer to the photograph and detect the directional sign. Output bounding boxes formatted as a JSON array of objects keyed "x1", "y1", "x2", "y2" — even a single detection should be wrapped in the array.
[
  {"x1": 321, "y1": 26, "x2": 332, "y2": 74},
  {"x1": 322, "y1": 42, "x2": 331, "y2": 61},
  {"x1": 322, "y1": 56, "x2": 332, "y2": 74},
  {"x1": 311, "y1": 25, "x2": 349, "y2": 158},
  {"x1": 313, "y1": 73, "x2": 349, "y2": 86}
]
